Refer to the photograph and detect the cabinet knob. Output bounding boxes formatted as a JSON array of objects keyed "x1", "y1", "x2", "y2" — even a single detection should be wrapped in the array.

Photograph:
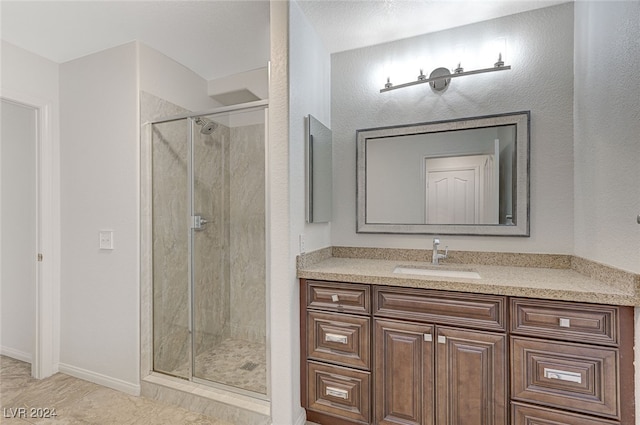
[
  {"x1": 559, "y1": 318, "x2": 571, "y2": 328},
  {"x1": 331, "y1": 294, "x2": 339, "y2": 302},
  {"x1": 438, "y1": 335, "x2": 447, "y2": 344},
  {"x1": 424, "y1": 333, "x2": 433, "y2": 342}
]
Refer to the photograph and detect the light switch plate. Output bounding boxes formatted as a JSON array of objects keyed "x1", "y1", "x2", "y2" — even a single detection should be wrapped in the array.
[{"x1": 99, "y1": 230, "x2": 114, "y2": 250}]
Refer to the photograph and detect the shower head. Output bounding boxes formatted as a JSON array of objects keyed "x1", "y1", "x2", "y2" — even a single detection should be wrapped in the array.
[{"x1": 194, "y1": 117, "x2": 217, "y2": 135}]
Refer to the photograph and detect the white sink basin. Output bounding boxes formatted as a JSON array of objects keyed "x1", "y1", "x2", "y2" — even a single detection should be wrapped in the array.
[{"x1": 393, "y1": 266, "x2": 481, "y2": 280}]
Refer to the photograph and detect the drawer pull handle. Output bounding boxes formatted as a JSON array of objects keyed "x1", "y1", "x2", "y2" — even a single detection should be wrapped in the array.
[
  {"x1": 544, "y1": 368, "x2": 582, "y2": 384},
  {"x1": 325, "y1": 333, "x2": 348, "y2": 344},
  {"x1": 559, "y1": 318, "x2": 571, "y2": 328},
  {"x1": 331, "y1": 294, "x2": 339, "y2": 302},
  {"x1": 326, "y1": 386, "x2": 349, "y2": 399},
  {"x1": 424, "y1": 333, "x2": 433, "y2": 342}
]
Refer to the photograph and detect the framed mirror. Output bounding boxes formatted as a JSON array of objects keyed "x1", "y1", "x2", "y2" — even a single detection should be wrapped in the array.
[
  {"x1": 306, "y1": 115, "x2": 333, "y2": 223},
  {"x1": 357, "y1": 111, "x2": 530, "y2": 235}
]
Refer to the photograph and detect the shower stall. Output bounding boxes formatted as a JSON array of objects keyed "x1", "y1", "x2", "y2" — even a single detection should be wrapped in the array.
[{"x1": 149, "y1": 101, "x2": 268, "y2": 398}]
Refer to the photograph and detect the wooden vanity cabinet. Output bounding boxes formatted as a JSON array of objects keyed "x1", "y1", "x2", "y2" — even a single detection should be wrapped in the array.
[
  {"x1": 301, "y1": 279, "x2": 508, "y2": 425},
  {"x1": 374, "y1": 319, "x2": 435, "y2": 425},
  {"x1": 373, "y1": 287, "x2": 508, "y2": 425},
  {"x1": 302, "y1": 280, "x2": 373, "y2": 425},
  {"x1": 509, "y1": 298, "x2": 635, "y2": 425},
  {"x1": 301, "y1": 280, "x2": 635, "y2": 425},
  {"x1": 375, "y1": 319, "x2": 507, "y2": 425}
]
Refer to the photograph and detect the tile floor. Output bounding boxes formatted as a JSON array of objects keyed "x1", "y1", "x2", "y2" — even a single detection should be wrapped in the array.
[
  {"x1": 1, "y1": 356, "x2": 319, "y2": 425},
  {"x1": 0, "y1": 356, "x2": 234, "y2": 425}
]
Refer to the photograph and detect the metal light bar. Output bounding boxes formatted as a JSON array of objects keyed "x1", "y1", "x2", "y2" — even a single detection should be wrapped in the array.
[{"x1": 380, "y1": 65, "x2": 511, "y2": 93}]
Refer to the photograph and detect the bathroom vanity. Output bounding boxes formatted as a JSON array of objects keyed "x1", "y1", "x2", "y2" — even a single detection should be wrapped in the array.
[{"x1": 298, "y1": 249, "x2": 638, "y2": 425}]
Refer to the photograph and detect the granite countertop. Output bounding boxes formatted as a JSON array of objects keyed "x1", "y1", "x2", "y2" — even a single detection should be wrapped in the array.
[{"x1": 297, "y1": 247, "x2": 640, "y2": 306}]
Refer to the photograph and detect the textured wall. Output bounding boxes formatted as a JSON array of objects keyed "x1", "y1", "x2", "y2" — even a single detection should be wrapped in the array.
[
  {"x1": 573, "y1": 1, "x2": 640, "y2": 274},
  {"x1": 290, "y1": 0, "x2": 332, "y2": 255},
  {"x1": 331, "y1": 4, "x2": 574, "y2": 253}
]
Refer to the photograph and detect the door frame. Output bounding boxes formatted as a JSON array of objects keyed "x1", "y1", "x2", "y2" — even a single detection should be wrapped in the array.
[{"x1": 1, "y1": 89, "x2": 59, "y2": 379}]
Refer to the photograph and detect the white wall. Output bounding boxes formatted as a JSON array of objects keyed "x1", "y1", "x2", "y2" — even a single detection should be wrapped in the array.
[
  {"x1": 59, "y1": 42, "x2": 140, "y2": 393},
  {"x1": 0, "y1": 41, "x2": 60, "y2": 103},
  {"x1": 1, "y1": 100, "x2": 37, "y2": 362},
  {"x1": 331, "y1": 4, "x2": 574, "y2": 253},
  {"x1": 268, "y1": 1, "x2": 297, "y2": 424},
  {"x1": 208, "y1": 67, "x2": 269, "y2": 102},
  {"x1": 139, "y1": 42, "x2": 219, "y2": 113},
  {"x1": 572, "y1": 7, "x2": 640, "y2": 416},
  {"x1": 0, "y1": 40, "x2": 61, "y2": 370},
  {"x1": 573, "y1": 1, "x2": 640, "y2": 274},
  {"x1": 290, "y1": 0, "x2": 332, "y2": 254},
  {"x1": 269, "y1": 1, "x2": 332, "y2": 423}
]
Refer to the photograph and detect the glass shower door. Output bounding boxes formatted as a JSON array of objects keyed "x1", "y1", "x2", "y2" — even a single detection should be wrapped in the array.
[
  {"x1": 152, "y1": 118, "x2": 191, "y2": 379},
  {"x1": 191, "y1": 107, "x2": 268, "y2": 396}
]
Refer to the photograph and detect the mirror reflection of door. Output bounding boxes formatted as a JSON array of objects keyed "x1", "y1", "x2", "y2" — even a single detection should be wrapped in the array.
[
  {"x1": 426, "y1": 167, "x2": 477, "y2": 223},
  {"x1": 425, "y1": 147, "x2": 499, "y2": 225}
]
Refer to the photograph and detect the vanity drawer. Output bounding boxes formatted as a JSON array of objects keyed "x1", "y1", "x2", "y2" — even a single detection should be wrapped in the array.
[
  {"x1": 308, "y1": 311, "x2": 371, "y2": 369},
  {"x1": 307, "y1": 361, "x2": 371, "y2": 424},
  {"x1": 511, "y1": 336, "x2": 619, "y2": 419},
  {"x1": 374, "y1": 286, "x2": 506, "y2": 331},
  {"x1": 307, "y1": 280, "x2": 371, "y2": 315},
  {"x1": 512, "y1": 402, "x2": 619, "y2": 425},
  {"x1": 511, "y1": 298, "x2": 619, "y2": 346}
]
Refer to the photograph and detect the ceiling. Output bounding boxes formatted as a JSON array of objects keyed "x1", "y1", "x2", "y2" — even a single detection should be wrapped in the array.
[{"x1": 1, "y1": 0, "x2": 567, "y2": 82}]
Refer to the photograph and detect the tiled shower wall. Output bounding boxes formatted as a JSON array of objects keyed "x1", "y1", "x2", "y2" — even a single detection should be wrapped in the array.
[
  {"x1": 193, "y1": 121, "x2": 266, "y2": 355},
  {"x1": 193, "y1": 123, "x2": 231, "y2": 356},
  {"x1": 228, "y1": 124, "x2": 266, "y2": 344}
]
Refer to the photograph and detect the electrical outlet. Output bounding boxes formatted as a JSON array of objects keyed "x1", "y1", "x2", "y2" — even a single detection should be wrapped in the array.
[
  {"x1": 99, "y1": 230, "x2": 114, "y2": 250},
  {"x1": 299, "y1": 234, "x2": 306, "y2": 253}
]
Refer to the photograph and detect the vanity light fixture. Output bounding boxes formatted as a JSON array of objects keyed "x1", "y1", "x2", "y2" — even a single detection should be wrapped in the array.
[{"x1": 380, "y1": 54, "x2": 511, "y2": 93}]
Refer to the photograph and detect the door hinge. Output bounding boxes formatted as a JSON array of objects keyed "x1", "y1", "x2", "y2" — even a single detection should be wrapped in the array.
[{"x1": 37, "y1": 253, "x2": 43, "y2": 262}]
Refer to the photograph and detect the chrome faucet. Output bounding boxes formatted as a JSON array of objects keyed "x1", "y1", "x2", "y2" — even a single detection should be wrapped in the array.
[{"x1": 432, "y1": 238, "x2": 448, "y2": 265}]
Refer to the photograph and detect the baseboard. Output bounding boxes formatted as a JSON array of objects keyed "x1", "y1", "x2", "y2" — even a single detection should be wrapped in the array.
[
  {"x1": 294, "y1": 408, "x2": 308, "y2": 425},
  {"x1": 0, "y1": 346, "x2": 32, "y2": 363},
  {"x1": 58, "y1": 362, "x2": 140, "y2": 396}
]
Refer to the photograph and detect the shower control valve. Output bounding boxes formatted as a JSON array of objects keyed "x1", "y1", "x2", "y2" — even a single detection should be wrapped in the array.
[{"x1": 191, "y1": 215, "x2": 208, "y2": 231}]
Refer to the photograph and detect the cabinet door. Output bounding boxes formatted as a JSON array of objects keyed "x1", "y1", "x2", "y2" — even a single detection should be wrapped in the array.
[
  {"x1": 435, "y1": 327, "x2": 507, "y2": 425},
  {"x1": 375, "y1": 319, "x2": 435, "y2": 425}
]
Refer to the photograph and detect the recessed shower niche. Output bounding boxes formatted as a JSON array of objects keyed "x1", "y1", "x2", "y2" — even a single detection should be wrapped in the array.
[{"x1": 150, "y1": 102, "x2": 268, "y2": 398}]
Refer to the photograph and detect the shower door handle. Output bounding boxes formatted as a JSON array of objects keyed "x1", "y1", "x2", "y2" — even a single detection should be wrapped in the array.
[{"x1": 191, "y1": 215, "x2": 208, "y2": 230}]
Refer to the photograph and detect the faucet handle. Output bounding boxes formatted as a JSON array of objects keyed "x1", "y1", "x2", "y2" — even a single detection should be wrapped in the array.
[
  {"x1": 433, "y1": 238, "x2": 440, "y2": 245},
  {"x1": 443, "y1": 246, "x2": 448, "y2": 258}
]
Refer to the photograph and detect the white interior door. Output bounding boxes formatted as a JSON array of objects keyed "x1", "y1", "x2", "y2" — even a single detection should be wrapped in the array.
[{"x1": 1, "y1": 99, "x2": 37, "y2": 363}]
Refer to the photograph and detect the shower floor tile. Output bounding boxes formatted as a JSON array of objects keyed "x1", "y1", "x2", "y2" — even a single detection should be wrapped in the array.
[
  {"x1": 194, "y1": 338, "x2": 266, "y2": 395},
  {"x1": 166, "y1": 338, "x2": 267, "y2": 395}
]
